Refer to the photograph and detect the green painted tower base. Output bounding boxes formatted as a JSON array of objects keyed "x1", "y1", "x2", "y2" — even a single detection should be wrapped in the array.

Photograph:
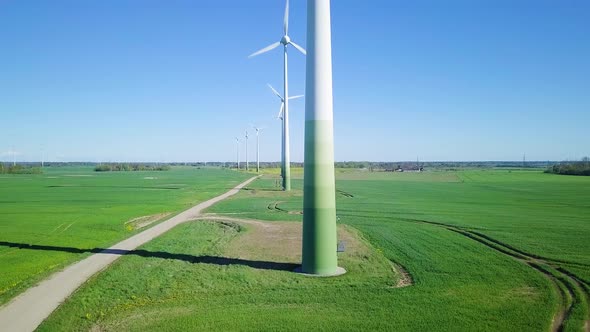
[{"x1": 300, "y1": 121, "x2": 342, "y2": 276}]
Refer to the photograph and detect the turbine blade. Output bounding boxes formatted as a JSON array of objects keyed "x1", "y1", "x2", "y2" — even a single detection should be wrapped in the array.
[
  {"x1": 278, "y1": 103, "x2": 284, "y2": 119},
  {"x1": 267, "y1": 84, "x2": 283, "y2": 100},
  {"x1": 290, "y1": 41, "x2": 307, "y2": 55},
  {"x1": 248, "y1": 42, "x2": 280, "y2": 58},
  {"x1": 288, "y1": 95, "x2": 304, "y2": 100},
  {"x1": 284, "y1": 0, "x2": 289, "y2": 35}
]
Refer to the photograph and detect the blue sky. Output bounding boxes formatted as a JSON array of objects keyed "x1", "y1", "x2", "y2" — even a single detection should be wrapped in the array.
[{"x1": 1, "y1": 0, "x2": 588, "y2": 162}]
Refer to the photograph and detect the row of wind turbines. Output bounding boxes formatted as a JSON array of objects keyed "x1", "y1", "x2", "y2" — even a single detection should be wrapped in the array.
[
  {"x1": 1, "y1": 148, "x2": 46, "y2": 167},
  {"x1": 234, "y1": 125, "x2": 265, "y2": 173},
  {"x1": 233, "y1": 0, "x2": 305, "y2": 192}
]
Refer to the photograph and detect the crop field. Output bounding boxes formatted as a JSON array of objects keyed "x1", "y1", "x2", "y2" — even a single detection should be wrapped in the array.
[
  {"x1": 0, "y1": 166, "x2": 251, "y2": 305},
  {"x1": 32, "y1": 169, "x2": 590, "y2": 331}
]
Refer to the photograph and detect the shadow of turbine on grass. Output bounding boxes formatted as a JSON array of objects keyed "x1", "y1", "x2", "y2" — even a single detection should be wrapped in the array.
[
  {"x1": 240, "y1": 187, "x2": 284, "y2": 192},
  {"x1": 0, "y1": 241, "x2": 298, "y2": 272},
  {"x1": 46, "y1": 185, "x2": 181, "y2": 190}
]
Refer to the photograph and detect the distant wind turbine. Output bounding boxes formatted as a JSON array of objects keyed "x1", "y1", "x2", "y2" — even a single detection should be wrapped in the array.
[
  {"x1": 249, "y1": 0, "x2": 306, "y2": 191},
  {"x1": 235, "y1": 137, "x2": 241, "y2": 170},
  {"x1": 253, "y1": 126, "x2": 265, "y2": 173},
  {"x1": 269, "y1": 84, "x2": 304, "y2": 120},
  {"x1": 267, "y1": 83, "x2": 303, "y2": 183},
  {"x1": 244, "y1": 130, "x2": 249, "y2": 171}
]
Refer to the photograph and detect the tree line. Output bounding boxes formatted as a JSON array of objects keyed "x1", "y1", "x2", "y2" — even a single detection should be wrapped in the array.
[
  {"x1": 0, "y1": 164, "x2": 43, "y2": 174},
  {"x1": 94, "y1": 163, "x2": 171, "y2": 172},
  {"x1": 545, "y1": 157, "x2": 590, "y2": 176}
]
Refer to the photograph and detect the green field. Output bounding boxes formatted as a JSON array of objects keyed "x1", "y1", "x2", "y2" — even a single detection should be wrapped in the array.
[
  {"x1": 32, "y1": 169, "x2": 590, "y2": 331},
  {"x1": 0, "y1": 166, "x2": 251, "y2": 305}
]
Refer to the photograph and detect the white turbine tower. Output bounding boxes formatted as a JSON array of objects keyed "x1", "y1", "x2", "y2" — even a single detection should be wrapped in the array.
[
  {"x1": 235, "y1": 137, "x2": 241, "y2": 170},
  {"x1": 267, "y1": 84, "x2": 303, "y2": 182},
  {"x1": 244, "y1": 129, "x2": 249, "y2": 171},
  {"x1": 249, "y1": 0, "x2": 306, "y2": 191},
  {"x1": 253, "y1": 126, "x2": 265, "y2": 173}
]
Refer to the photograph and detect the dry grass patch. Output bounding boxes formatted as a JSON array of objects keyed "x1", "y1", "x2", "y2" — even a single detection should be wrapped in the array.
[
  {"x1": 198, "y1": 214, "x2": 404, "y2": 286},
  {"x1": 125, "y1": 213, "x2": 171, "y2": 230}
]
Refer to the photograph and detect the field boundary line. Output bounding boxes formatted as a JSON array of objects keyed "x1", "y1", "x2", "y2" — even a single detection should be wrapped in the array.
[{"x1": 0, "y1": 175, "x2": 259, "y2": 332}]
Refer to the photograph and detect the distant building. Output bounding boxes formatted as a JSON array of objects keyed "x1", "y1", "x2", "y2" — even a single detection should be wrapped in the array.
[{"x1": 395, "y1": 166, "x2": 423, "y2": 172}]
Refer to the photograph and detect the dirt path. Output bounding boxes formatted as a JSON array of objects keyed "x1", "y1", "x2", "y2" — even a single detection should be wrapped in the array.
[{"x1": 0, "y1": 176, "x2": 259, "y2": 332}]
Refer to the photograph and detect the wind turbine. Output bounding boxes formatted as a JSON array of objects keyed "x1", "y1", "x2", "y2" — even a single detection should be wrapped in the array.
[
  {"x1": 267, "y1": 84, "x2": 303, "y2": 186},
  {"x1": 252, "y1": 126, "x2": 265, "y2": 173},
  {"x1": 269, "y1": 83, "x2": 304, "y2": 117},
  {"x1": 235, "y1": 137, "x2": 241, "y2": 170},
  {"x1": 301, "y1": 0, "x2": 343, "y2": 276},
  {"x1": 244, "y1": 130, "x2": 249, "y2": 171},
  {"x1": 249, "y1": 0, "x2": 306, "y2": 191}
]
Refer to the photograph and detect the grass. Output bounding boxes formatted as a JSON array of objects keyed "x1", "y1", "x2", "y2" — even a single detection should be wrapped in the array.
[
  {"x1": 39, "y1": 220, "x2": 552, "y2": 331},
  {"x1": 212, "y1": 170, "x2": 590, "y2": 266},
  {"x1": 0, "y1": 166, "x2": 251, "y2": 305},
  {"x1": 207, "y1": 169, "x2": 590, "y2": 330},
  {"x1": 35, "y1": 168, "x2": 590, "y2": 331}
]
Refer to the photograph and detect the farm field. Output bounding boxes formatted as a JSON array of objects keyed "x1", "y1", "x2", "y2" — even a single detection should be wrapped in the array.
[
  {"x1": 0, "y1": 166, "x2": 251, "y2": 305},
  {"x1": 37, "y1": 169, "x2": 590, "y2": 331}
]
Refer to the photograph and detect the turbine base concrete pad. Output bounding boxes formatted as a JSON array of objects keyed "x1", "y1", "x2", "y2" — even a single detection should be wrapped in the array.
[{"x1": 294, "y1": 266, "x2": 347, "y2": 277}]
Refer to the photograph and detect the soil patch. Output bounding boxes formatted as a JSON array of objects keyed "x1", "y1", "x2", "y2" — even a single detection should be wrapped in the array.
[{"x1": 198, "y1": 215, "x2": 410, "y2": 287}]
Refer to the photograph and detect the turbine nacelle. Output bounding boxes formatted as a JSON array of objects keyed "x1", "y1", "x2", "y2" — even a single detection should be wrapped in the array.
[
  {"x1": 281, "y1": 35, "x2": 291, "y2": 45},
  {"x1": 252, "y1": 126, "x2": 265, "y2": 136}
]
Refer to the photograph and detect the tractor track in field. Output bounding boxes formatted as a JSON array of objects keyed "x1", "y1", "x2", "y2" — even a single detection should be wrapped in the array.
[
  {"x1": 399, "y1": 217, "x2": 590, "y2": 332},
  {"x1": 266, "y1": 201, "x2": 303, "y2": 215},
  {"x1": 336, "y1": 189, "x2": 355, "y2": 198},
  {"x1": 267, "y1": 201, "x2": 288, "y2": 213}
]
